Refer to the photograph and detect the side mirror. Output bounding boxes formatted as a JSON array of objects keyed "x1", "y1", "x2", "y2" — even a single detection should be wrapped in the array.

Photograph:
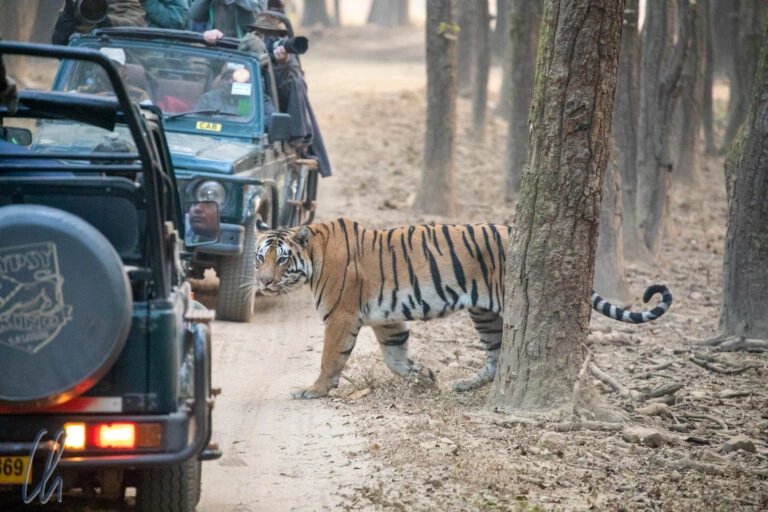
[
  {"x1": 0, "y1": 127, "x2": 32, "y2": 146},
  {"x1": 268, "y1": 112, "x2": 291, "y2": 142},
  {"x1": 184, "y1": 201, "x2": 221, "y2": 247}
]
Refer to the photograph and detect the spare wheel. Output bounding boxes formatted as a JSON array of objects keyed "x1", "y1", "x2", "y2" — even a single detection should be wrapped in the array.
[{"x1": 0, "y1": 204, "x2": 132, "y2": 408}]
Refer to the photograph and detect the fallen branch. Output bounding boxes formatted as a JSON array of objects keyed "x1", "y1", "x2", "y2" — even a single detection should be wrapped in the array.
[
  {"x1": 572, "y1": 349, "x2": 593, "y2": 417},
  {"x1": 695, "y1": 334, "x2": 728, "y2": 347},
  {"x1": 640, "y1": 382, "x2": 684, "y2": 401},
  {"x1": 550, "y1": 421, "x2": 624, "y2": 432},
  {"x1": 689, "y1": 356, "x2": 760, "y2": 375},
  {"x1": 589, "y1": 363, "x2": 642, "y2": 400},
  {"x1": 677, "y1": 412, "x2": 729, "y2": 430}
]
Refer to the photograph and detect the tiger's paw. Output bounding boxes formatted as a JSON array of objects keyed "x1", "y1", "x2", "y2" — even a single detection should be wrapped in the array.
[
  {"x1": 452, "y1": 372, "x2": 493, "y2": 392},
  {"x1": 407, "y1": 363, "x2": 437, "y2": 388},
  {"x1": 291, "y1": 385, "x2": 330, "y2": 400}
]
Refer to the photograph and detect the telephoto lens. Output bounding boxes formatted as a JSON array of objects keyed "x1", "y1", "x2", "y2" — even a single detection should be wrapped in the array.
[{"x1": 75, "y1": 0, "x2": 109, "y2": 24}]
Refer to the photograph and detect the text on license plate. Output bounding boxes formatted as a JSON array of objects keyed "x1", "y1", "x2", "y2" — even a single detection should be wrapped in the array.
[{"x1": 0, "y1": 456, "x2": 31, "y2": 484}]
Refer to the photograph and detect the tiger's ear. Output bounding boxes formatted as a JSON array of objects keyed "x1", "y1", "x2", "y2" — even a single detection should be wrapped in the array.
[
  {"x1": 293, "y1": 225, "x2": 312, "y2": 246},
  {"x1": 256, "y1": 218, "x2": 270, "y2": 231}
]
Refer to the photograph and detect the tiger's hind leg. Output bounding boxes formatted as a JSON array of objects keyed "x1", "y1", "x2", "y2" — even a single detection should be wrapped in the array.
[
  {"x1": 372, "y1": 322, "x2": 437, "y2": 388},
  {"x1": 453, "y1": 308, "x2": 502, "y2": 392}
]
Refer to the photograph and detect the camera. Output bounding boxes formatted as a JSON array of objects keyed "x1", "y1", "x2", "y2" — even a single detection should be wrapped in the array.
[
  {"x1": 272, "y1": 36, "x2": 309, "y2": 55},
  {"x1": 75, "y1": 0, "x2": 109, "y2": 25}
]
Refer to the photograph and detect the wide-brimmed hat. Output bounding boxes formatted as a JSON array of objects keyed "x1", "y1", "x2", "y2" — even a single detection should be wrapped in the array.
[{"x1": 248, "y1": 12, "x2": 289, "y2": 36}]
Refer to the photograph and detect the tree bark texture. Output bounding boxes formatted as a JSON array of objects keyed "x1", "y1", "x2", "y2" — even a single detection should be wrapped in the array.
[
  {"x1": 719, "y1": 21, "x2": 768, "y2": 339},
  {"x1": 489, "y1": 0, "x2": 623, "y2": 410},
  {"x1": 415, "y1": 0, "x2": 457, "y2": 216},
  {"x1": 456, "y1": 1, "x2": 474, "y2": 94},
  {"x1": 636, "y1": 0, "x2": 691, "y2": 256},
  {"x1": 722, "y1": 0, "x2": 766, "y2": 149},
  {"x1": 471, "y1": 0, "x2": 491, "y2": 141},
  {"x1": 301, "y1": 0, "x2": 331, "y2": 27},
  {"x1": 674, "y1": 0, "x2": 705, "y2": 184},
  {"x1": 502, "y1": 0, "x2": 543, "y2": 200},
  {"x1": 613, "y1": 0, "x2": 644, "y2": 259},
  {"x1": 367, "y1": 0, "x2": 410, "y2": 26}
]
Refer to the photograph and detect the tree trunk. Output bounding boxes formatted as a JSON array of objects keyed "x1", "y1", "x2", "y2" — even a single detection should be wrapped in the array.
[
  {"x1": 594, "y1": 157, "x2": 631, "y2": 304},
  {"x1": 635, "y1": 0, "x2": 691, "y2": 257},
  {"x1": 456, "y1": 1, "x2": 474, "y2": 95},
  {"x1": 722, "y1": 0, "x2": 765, "y2": 149},
  {"x1": 367, "y1": 0, "x2": 410, "y2": 26},
  {"x1": 489, "y1": 0, "x2": 623, "y2": 411},
  {"x1": 492, "y1": 0, "x2": 510, "y2": 59},
  {"x1": 301, "y1": 0, "x2": 331, "y2": 27},
  {"x1": 719, "y1": 21, "x2": 768, "y2": 339},
  {"x1": 674, "y1": 0, "x2": 705, "y2": 184},
  {"x1": 502, "y1": 0, "x2": 542, "y2": 200},
  {"x1": 415, "y1": 0, "x2": 457, "y2": 216},
  {"x1": 613, "y1": 0, "x2": 644, "y2": 259},
  {"x1": 470, "y1": 0, "x2": 491, "y2": 141},
  {"x1": 0, "y1": 0, "x2": 41, "y2": 87},
  {"x1": 701, "y1": 0, "x2": 716, "y2": 155},
  {"x1": 333, "y1": 0, "x2": 341, "y2": 26}
]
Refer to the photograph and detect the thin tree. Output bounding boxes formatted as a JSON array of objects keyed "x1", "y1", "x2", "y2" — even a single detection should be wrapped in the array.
[
  {"x1": 367, "y1": 0, "x2": 410, "y2": 26},
  {"x1": 470, "y1": 0, "x2": 491, "y2": 141},
  {"x1": 492, "y1": 0, "x2": 510, "y2": 59},
  {"x1": 456, "y1": 1, "x2": 474, "y2": 95},
  {"x1": 301, "y1": 0, "x2": 331, "y2": 27},
  {"x1": 489, "y1": 0, "x2": 623, "y2": 411},
  {"x1": 701, "y1": 0, "x2": 716, "y2": 154},
  {"x1": 635, "y1": 1, "x2": 691, "y2": 256},
  {"x1": 501, "y1": 0, "x2": 542, "y2": 200},
  {"x1": 414, "y1": 0, "x2": 457, "y2": 216},
  {"x1": 707, "y1": 19, "x2": 768, "y2": 351}
]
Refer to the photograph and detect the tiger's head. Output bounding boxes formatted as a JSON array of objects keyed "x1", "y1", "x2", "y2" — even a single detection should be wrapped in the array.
[{"x1": 252, "y1": 223, "x2": 313, "y2": 296}]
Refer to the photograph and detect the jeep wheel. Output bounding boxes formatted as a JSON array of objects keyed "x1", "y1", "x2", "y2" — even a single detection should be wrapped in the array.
[
  {"x1": 135, "y1": 457, "x2": 202, "y2": 512},
  {"x1": 216, "y1": 220, "x2": 257, "y2": 322},
  {"x1": 0, "y1": 205, "x2": 132, "y2": 407}
]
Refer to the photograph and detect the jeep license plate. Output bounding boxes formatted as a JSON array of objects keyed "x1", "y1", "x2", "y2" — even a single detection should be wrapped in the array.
[{"x1": 0, "y1": 456, "x2": 30, "y2": 484}]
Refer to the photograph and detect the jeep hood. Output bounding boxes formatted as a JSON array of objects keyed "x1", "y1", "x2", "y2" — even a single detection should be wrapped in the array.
[{"x1": 165, "y1": 132, "x2": 261, "y2": 175}]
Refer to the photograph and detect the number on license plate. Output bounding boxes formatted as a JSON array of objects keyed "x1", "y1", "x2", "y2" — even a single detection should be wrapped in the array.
[{"x1": 0, "y1": 456, "x2": 31, "y2": 484}]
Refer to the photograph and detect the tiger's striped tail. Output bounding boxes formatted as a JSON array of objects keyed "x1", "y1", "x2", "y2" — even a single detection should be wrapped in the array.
[{"x1": 591, "y1": 284, "x2": 673, "y2": 323}]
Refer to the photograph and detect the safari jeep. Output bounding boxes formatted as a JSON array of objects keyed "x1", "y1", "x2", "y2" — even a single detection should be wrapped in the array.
[
  {"x1": 56, "y1": 28, "x2": 322, "y2": 322},
  {"x1": 0, "y1": 42, "x2": 218, "y2": 511}
]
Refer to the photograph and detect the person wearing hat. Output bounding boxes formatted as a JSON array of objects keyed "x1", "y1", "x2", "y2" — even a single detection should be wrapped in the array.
[{"x1": 190, "y1": 0, "x2": 264, "y2": 39}]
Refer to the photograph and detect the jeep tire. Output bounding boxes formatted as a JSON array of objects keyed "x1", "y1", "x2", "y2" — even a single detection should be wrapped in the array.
[
  {"x1": 216, "y1": 220, "x2": 257, "y2": 322},
  {"x1": 135, "y1": 456, "x2": 202, "y2": 512},
  {"x1": 0, "y1": 205, "x2": 132, "y2": 407}
]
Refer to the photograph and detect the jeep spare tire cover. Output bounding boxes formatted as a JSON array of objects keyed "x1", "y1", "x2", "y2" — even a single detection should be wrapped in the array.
[{"x1": 0, "y1": 205, "x2": 132, "y2": 407}]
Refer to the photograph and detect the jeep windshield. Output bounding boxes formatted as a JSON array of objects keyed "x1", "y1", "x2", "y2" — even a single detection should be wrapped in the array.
[{"x1": 58, "y1": 42, "x2": 260, "y2": 128}]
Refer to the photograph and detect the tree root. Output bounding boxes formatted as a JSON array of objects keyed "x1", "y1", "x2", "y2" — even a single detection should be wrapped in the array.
[
  {"x1": 689, "y1": 356, "x2": 760, "y2": 375},
  {"x1": 695, "y1": 334, "x2": 768, "y2": 352}
]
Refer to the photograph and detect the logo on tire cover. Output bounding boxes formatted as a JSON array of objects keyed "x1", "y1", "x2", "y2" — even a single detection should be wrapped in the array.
[{"x1": 0, "y1": 242, "x2": 73, "y2": 354}]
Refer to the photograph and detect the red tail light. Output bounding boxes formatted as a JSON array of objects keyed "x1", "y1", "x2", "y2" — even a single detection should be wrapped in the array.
[{"x1": 93, "y1": 423, "x2": 136, "y2": 449}]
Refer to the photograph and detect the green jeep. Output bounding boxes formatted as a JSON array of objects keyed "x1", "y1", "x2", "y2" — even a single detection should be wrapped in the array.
[
  {"x1": 0, "y1": 42, "x2": 218, "y2": 511},
  {"x1": 56, "y1": 28, "x2": 325, "y2": 322}
]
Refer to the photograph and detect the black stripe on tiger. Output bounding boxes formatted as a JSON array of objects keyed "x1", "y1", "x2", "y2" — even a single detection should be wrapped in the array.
[{"x1": 591, "y1": 284, "x2": 673, "y2": 323}]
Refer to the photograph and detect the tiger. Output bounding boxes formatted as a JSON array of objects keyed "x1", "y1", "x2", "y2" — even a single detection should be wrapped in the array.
[{"x1": 251, "y1": 218, "x2": 673, "y2": 399}]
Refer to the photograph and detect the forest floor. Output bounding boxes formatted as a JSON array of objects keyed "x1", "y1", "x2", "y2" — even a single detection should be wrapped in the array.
[{"x1": 290, "y1": 25, "x2": 768, "y2": 511}]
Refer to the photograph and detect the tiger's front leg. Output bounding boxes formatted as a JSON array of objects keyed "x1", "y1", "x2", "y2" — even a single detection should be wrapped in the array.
[{"x1": 292, "y1": 314, "x2": 362, "y2": 399}]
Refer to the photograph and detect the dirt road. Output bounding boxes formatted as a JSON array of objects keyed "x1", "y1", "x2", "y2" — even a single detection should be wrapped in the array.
[{"x1": 198, "y1": 28, "x2": 426, "y2": 511}]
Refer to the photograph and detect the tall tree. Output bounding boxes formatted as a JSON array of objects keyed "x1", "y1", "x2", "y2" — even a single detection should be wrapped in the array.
[
  {"x1": 415, "y1": 0, "x2": 457, "y2": 216},
  {"x1": 456, "y1": 1, "x2": 474, "y2": 94},
  {"x1": 674, "y1": 0, "x2": 705, "y2": 184},
  {"x1": 492, "y1": 0, "x2": 510, "y2": 58},
  {"x1": 367, "y1": 0, "x2": 410, "y2": 26},
  {"x1": 635, "y1": 1, "x2": 691, "y2": 256},
  {"x1": 489, "y1": 0, "x2": 623, "y2": 411},
  {"x1": 501, "y1": 0, "x2": 542, "y2": 200},
  {"x1": 722, "y1": 0, "x2": 766, "y2": 149},
  {"x1": 613, "y1": 0, "x2": 644, "y2": 259},
  {"x1": 470, "y1": 0, "x2": 491, "y2": 141},
  {"x1": 701, "y1": 0, "x2": 716, "y2": 155},
  {"x1": 301, "y1": 0, "x2": 331, "y2": 27},
  {"x1": 717, "y1": 20, "x2": 768, "y2": 344}
]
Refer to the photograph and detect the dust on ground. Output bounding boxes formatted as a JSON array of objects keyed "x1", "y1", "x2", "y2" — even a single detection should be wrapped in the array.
[{"x1": 285, "y1": 25, "x2": 767, "y2": 511}]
